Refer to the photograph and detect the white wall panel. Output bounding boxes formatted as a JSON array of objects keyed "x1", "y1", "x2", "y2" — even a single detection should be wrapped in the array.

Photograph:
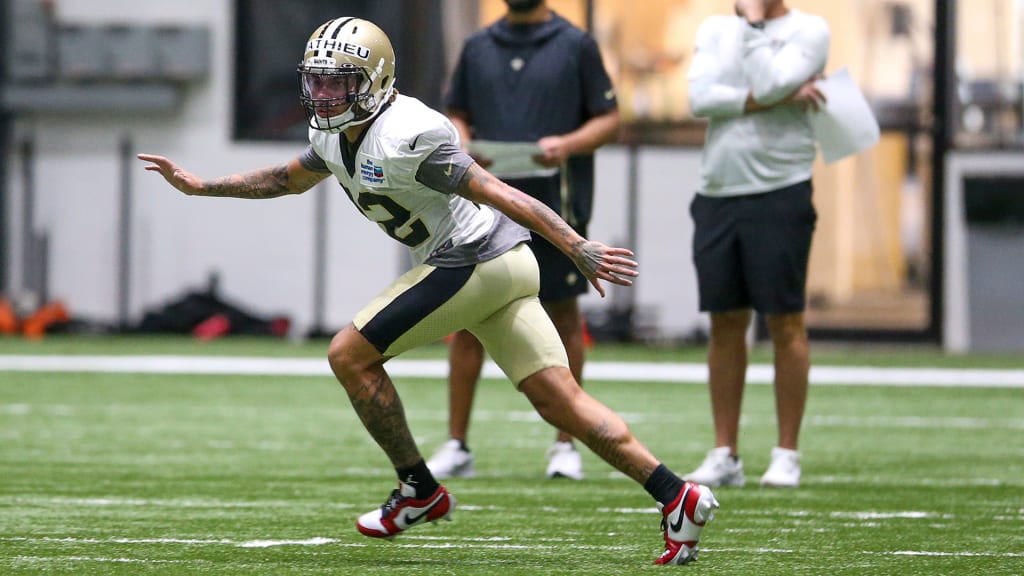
[{"x1": 4, "y1": 0, "x2": 710, "y2": 341}]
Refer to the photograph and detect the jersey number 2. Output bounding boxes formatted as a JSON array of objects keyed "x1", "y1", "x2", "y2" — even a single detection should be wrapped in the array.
[{"x1": 357, "y1": 192, "x2": 430, "y2": 247}]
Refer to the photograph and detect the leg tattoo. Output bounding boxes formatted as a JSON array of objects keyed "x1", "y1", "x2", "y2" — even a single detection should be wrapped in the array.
[{"x1": 346, "y1": 368, "x2": 421, "y2": 469}]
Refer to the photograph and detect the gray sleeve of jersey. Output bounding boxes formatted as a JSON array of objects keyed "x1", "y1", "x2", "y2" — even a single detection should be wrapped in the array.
[
  {"x1": 415, "y1": 143, "x2": 474, "y2": 195},
  {"x1": 298, "y1": 145, "x2": 332, "y2": 173}
]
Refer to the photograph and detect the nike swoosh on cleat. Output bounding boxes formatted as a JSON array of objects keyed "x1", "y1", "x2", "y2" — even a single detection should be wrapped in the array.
[
  {"x1": 409, "y1": 134, "x2": 421, "y2": 150},
  {"x1": 404, "y1": 492, "x2": 447, "y2": 525},
  {"x1": 669, "y1": 485, "x2": 694, "y2": 533}
]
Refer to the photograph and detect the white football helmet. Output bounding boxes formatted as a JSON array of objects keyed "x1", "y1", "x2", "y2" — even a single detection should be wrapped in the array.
[{"x1": 297, "y1": 17, "x2": 396, "y2": 133}]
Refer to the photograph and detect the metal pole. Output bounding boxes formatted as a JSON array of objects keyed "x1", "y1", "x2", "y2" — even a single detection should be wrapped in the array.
[
  {"x1": 0, "y1": 0, "x2": 10, "y2": 294},
  {"x1": 929, "y1": 0, "x2": 955, "y2": 343},
  {"x1": 117, "y1": 134, "x2": 133, "y2": 330},
  {"x1": 0, "y1": 114, "x2": 9, "y2": 296},
  {"x1": 612, "y1": 142, "x2": 639, "y2": 341},
  {"x1": 308, "y1": 182, "x2": 328, "y2": 338},
  {"x1": 19, "y1": 136, "x2": 34, "y2": 301}
]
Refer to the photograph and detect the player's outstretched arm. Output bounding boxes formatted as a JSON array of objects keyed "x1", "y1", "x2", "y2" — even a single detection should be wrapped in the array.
[
  {"x1": 137, "y1": 154, "x2": 328, "y2": 199},
  {"x1": 456, "y1": 163, "x2": 637, "y2": 297}
]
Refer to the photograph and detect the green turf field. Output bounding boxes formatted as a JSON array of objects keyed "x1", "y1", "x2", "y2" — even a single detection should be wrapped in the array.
[{"x1": 1, "y1": 337, "x2": 1022, "y2": 574}]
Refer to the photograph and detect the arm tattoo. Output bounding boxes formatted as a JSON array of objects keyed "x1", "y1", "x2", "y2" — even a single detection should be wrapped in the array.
[
  {"x1": 528, "y1": 200, "x2": 575, "y2": 244},
  {"x1": 291, "y1": 170, "x2": 327, "y2": 192},
  {"x1": 457, "y1": 163, "x2": 495, "y2": 196},
  {"x1": 202, "y1": 164, "x2": 293, "y2": 199},
  {"x1": 571, "y1": 240, "x2": 604, "y2": 277},
  {"x1": 460, "y1": 164, "x2": 577, "y2": 249}
]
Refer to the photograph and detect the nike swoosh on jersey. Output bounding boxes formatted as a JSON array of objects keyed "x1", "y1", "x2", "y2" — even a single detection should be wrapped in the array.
[
  {"x1": 444, "y1": 159, "x2": 454, "y2": 177},
  {"x1": 409, "y1": 134, "x2": 421, "y2": 150},
  {"x1": 669, "y1": 485, "x2": 693, "y2": 533},
  {"x1": 604, "y1": 89, "x2": 615, "y2": 100},
  {"x1": 403, "y1": 492, "x2": 447, "y2": 525}
]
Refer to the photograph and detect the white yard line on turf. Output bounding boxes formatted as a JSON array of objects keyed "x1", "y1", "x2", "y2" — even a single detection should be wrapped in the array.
[
  {"x1": 5, "y1": 537, "x2": 1023, "y2": 559},
  {"x1": 1, "y1": 355, "x2": 1024, "y2": 387},
  {"x1": 12, "y1": 556, "x2": 210, "y2": 565}
]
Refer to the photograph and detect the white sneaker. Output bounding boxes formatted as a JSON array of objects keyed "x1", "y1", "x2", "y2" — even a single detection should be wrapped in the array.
[
  {"x1": 426, "y1": 439, "x2": 475, "y2": 479},
  {"x1": 545, "y1": 441, "x2": 584, "y2": 480},
  {"x1": 683, "y1": 447, "x2": 745, "y2": 487},
  {"x1": 760, "y1": 447, "x2": 800, "y2": 488}
]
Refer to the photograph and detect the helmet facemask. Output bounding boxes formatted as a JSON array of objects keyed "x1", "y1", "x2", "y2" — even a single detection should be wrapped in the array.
[
  {"x1": 297, "y1": 18, "x2": 396, "y2": 134},
  {"x1": 298, "y1": 65, "x2": 375, "y2": 132}
]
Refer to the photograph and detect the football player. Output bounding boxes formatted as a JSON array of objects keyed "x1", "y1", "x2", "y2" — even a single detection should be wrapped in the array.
[{"x1": 138, "y1": 17, "x2": 719, "y2": 565}]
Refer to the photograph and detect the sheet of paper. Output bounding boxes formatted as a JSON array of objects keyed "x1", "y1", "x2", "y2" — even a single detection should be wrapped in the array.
[
  {"x1": 467, "y1": 140, "x2": 559, "y2": 179},
  {"x1": 809, "y1": 67, "x2": 881, "y2": 164}
]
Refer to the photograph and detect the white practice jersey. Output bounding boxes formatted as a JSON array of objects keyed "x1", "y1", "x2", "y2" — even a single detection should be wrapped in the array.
[
  {"x1": 688, "y1": 10, "x2": 830, "y2": 197},
  {"x1": 307, "y1": 95, "x2": 528, "y2": 267}
]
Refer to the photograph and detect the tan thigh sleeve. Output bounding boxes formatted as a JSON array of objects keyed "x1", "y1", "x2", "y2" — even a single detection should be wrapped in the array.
[
  {"x1": 471, "y1": 293, "x2": 569, "y2": 388},
  {"x1": 352, "y1": 243, "x2": 567, "y2": 374},
  {"x1": 352, "y1": 264, "x2": 456, "y2": 356}
]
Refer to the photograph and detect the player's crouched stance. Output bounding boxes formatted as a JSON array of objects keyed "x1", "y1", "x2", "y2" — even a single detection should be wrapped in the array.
[{"x1": 139, "y1": 14, "x2": 720, "y2": 567}]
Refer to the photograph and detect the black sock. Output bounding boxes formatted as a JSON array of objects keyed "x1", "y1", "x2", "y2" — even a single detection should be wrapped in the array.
[
  {"x1": 396, "y1": 459, "x2": 440, "y2": 499},
  {"x1": 644, "y1": 463, "x2": 685, "y2": 507}
]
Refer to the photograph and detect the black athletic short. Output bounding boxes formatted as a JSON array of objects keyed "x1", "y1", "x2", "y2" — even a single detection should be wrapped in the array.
[
  {"x1": 690, "y1": 180, "x2": 816, "y2": 314},
  {"x1": 509, "y1": 176, "x2": 591, "y2": 303},
  {"x1": 528, "y1": 228, "x2": 589, "y2": 302}
]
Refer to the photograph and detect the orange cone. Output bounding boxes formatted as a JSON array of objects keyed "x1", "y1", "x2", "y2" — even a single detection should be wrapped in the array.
[
  {"x1": 22, "y1": 301, "x2": 70, "y2": 340},
  {"x1": 0, "y1": 298, "x2": 19, "y2": 335},
  {"x1": 582, "y1": 317, "x2": 594, "y2": 349}
]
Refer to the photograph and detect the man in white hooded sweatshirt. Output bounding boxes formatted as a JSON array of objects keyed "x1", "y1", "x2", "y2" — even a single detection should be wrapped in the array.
[{"x1": 684, "y1": 0, "x2": 830, "y2": 489}]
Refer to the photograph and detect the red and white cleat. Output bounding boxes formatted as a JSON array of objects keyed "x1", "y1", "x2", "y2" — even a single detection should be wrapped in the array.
[
  {"x1": 356, "y1": 482, "x2": 455, "y2": 539},
  {"x1": 654, "y1": 482, "x2": 720, "y2": 565}
]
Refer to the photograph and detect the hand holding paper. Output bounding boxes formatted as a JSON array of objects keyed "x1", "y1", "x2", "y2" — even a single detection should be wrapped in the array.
[
  {"x1": 466, "y1": 140, "x2": 559, "y2": 179},
  {"x1": 808, "y1": 67, "x2": 881, "y2": 164}
]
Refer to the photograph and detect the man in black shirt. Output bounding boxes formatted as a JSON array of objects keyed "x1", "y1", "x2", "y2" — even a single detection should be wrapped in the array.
[{"x1": 427, "y1": 0, "x2": 620, "y2": 481}]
